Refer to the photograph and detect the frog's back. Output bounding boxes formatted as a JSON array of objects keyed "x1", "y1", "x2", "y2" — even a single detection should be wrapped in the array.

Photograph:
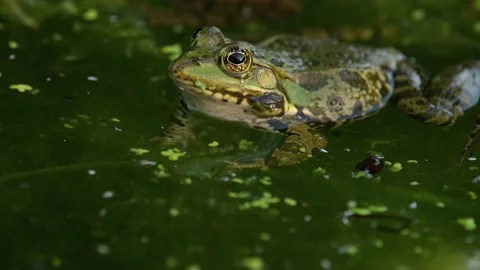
[{"x1": 257, "y1": 35, "x2": 405, "y2": 125}]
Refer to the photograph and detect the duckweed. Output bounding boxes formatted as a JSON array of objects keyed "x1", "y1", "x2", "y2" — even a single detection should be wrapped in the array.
[
  {"x1": 313, "y1": 167, "x2": 327, "y2": 175},
  {"x1": 83, "y1": 8, "x2": 99, "y2": 21},
  {"x1": 9, "y1": 84, "x2": 33, "y2": 92},
  {"x1": 161, "y1": 148, "x2": 186, "y2": 161},
  {"x1": 238, "y1": 139, "x2": 254, "y2": 150},
  {"x1": 389, "y1": 162, "x2": 403, "y2": 172},
  {"x1": 208, "y1": 141, "x2": 219, "y2": 147},
  {"x1": 259, "y1": 176, "x2": 272, "y2": 185},
  {"x1": 283, "y1": 197, "x2": 297, "y2": 206},
  {"x1": 154, "y1": 164, "x2": 170, "y2": 178},
  {"x1": 457, "y1": 217, "x2": 477, "y2": 231},
  {"x1": 241, "y1": 257, "x2": 264, "y2": 270},
  {"x1": 161, "y1": 44, "x2": 182, "y2": 61},
  {"x1": 130, "y1": 148, "x2": 150, "y2": 156}
]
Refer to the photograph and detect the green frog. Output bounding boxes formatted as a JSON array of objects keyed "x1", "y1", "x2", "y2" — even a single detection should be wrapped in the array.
[{"x1": 167, "y1": 26, "x2": 480, "y2": 167}]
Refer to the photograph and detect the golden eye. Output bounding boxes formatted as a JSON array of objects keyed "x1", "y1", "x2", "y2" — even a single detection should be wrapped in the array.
[{"x1": 219, "y1": 45, "x2": 253, "y2": 76}]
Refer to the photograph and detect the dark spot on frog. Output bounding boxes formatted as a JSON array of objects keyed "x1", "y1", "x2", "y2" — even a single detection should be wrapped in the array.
[
  {"x1": 299, "y1": 73, "x2": 330, "y2": 91},
  {"x1": 306, "y1": 105, "x2": 327, "y2": 118},
  {"x1": 252, "y1": 50, "x2": 264, "y2": 59},
  {"x1": 351, "y1": 100, "x2": 363, "y2": 116},
  {"x1": 269, "y1": 58, "x2": 285, "y2": 67},
  {"x1": 415, "y1": 99, "x2": 426, "y2": 106},
  {"x1": 339, "y1": 70, "x2": 368, "y2": 90},
  {"x1": 267, "y1": 119, "x2": 289, "y2": 131},
  {"x1": 326, "y1": 95, "x2": 345, "y2": 112}
]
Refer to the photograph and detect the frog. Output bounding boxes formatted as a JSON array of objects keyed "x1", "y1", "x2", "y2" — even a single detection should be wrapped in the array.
[{"x1": 167, "y1": 26, "x2": 480, "y2": 168}]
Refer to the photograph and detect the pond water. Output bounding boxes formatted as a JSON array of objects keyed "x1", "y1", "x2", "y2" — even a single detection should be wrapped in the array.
[{"x1": 1, "y1": 1, "x2": 480, "y2": 269}]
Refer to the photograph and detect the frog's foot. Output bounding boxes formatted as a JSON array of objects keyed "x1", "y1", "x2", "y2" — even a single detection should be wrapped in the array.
[
  {"x1": 393, "y1": 60, "x2": 480, "y2": 165},
  {"x1": 393, "y1": 59, "x2": 480, "y2": 126},
  {"x1": 396, "y1": 97, "x2": 463, "y2": 126},
  {"x1": 265, "y1": 124, "x2": 328, "y2": 167}
]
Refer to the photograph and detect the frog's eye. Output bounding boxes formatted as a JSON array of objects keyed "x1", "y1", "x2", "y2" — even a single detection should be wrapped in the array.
[{"x1": 218, "y1": 45, "x2": 253, "y2": 76}]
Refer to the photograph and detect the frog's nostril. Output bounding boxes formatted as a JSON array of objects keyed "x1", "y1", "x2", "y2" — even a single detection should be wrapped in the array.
[
  {"x1": 168, "y1": 62, "x2": 178, "y2": 73},
  {"x1": 192, "y1": 57, "x2": 202, "y2": 66}
]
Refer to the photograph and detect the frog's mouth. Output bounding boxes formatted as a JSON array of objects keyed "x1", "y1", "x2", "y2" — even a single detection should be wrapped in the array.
[
  {"x1": 171, "y1": 77, "x2": 262, "y2": 107},
  {"x1": 172, "y1": 77, "x2": 290, "y2": 119},
  {"x1": 171, "y1": 77, "x2": 263, "y2": 123}
]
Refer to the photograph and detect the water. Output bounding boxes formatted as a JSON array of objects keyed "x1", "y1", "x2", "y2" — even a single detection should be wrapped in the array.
[{"x1": 0, "y1": 1, "x2": 480, "y2": 269}]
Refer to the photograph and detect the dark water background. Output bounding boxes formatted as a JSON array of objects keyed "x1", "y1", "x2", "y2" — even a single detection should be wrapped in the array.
[{"x1": 1, "y1": 0, "x2": 480, "y2": 269}]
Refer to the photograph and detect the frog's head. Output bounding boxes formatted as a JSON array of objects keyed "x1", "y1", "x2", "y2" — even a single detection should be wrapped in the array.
[{"x1": 169, "y1": 26, "x2": 290, "y2": 123}]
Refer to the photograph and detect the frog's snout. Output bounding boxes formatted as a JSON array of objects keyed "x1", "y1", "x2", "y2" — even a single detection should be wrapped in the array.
[{"x1": 168, "y1": 57, "x2": 182, "y2": 76}]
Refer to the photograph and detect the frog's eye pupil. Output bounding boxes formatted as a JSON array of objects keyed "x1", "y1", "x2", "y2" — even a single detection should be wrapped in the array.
[
  {"x1": 219, "y1": 45, "x2": 252, "y2": 76},
  {"x1": 228, "y1": 52, "x2": 246, "y2": 65}
]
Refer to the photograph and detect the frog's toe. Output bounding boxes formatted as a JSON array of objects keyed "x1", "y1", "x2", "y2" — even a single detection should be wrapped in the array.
[
  {"x1": 423, "y1": 106, "x2": 463, "y2": 126},
  {"x1": 424, "y1": 113, "x2": 458, "y2": 126},
  {"x1": 311, "y1": 135, "x2": 328, "y2": 149},
  {"x1": 266, "y1": 151, "x2": 303, "y2": 167}
]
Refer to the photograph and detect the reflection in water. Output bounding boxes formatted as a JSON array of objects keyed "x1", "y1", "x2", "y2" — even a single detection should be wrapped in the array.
[
  {"x1": 347, "y1": 213, "x2": 411, "y2": 233},
  {"x1": 0, "y1": 1, "x2": 480, "y2": 269}
]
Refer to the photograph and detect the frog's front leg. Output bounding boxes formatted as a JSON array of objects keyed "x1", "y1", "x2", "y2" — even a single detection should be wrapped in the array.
[
  {"x1": 228, "y1": 124, "x2": 327, "y2": 168},
  {"x1": 390, "y1": 59, "x2": 480, "y2": 163},
  {"x1": 266, "y1": 124, "x2": 328, "y2": 167}
]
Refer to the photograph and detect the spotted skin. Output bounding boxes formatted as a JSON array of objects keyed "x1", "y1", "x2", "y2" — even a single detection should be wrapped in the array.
[{"x1": 168, "y1": 27, "x2": 480, "y2": 167}]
